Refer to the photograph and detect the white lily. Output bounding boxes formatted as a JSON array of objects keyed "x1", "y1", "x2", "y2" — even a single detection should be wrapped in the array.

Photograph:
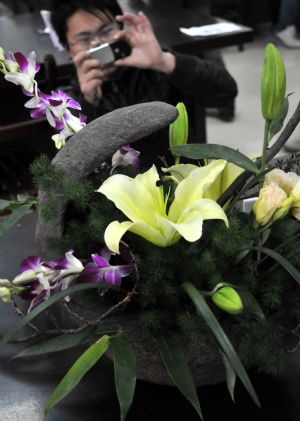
[{"x1": 97, "y1": 161, "x2": 228, "y2": 253}]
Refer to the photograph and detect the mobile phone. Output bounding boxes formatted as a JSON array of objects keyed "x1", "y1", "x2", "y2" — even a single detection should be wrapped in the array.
[{"x1": 89, "y1": 39, "x2": 131, "y2": 65}]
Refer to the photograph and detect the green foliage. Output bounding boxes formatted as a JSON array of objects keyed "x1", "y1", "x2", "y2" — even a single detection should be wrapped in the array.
[{"x1": 29, "y1": 157, "x2": 300, "y2": 380}]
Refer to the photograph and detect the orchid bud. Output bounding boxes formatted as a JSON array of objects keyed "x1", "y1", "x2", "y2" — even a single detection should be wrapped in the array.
[
  {"x1": 13, "y1": 269, "x2": 36, "y2": 284},
  {"x1": 169, "y1": 102, "x2": 188, "y2": 157},
  {"x1": 0, "y1": 286, "x2": 11, "y2": 303},
  {"x1": 261, "y1": 43, "x2": 286, "y2": 121},
  {"x1": 212, "y1": 286, "x2": 243, "y2": 314}
]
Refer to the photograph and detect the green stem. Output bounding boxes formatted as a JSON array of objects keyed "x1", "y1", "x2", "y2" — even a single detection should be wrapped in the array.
[{"x1": 260, "y1": 119, "x2": 271, "y2": 173}]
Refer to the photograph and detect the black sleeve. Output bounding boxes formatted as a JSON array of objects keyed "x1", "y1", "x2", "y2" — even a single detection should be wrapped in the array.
[{"x1": 167, "y1": 52, "x2": 238, "y2": 107}]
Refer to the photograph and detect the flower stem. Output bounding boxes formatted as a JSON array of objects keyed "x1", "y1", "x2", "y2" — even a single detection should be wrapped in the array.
[{"x1": 260, "y1": 119, "x2": 271, "y2": 173}]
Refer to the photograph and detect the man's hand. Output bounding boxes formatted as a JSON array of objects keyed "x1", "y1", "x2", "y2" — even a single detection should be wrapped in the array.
[
  {"x1": 114, "y1": 11, "x2": 175, "y2": 74},
  {"x1": 72, "y1": 50, "x2": 116, "y2": 104}
]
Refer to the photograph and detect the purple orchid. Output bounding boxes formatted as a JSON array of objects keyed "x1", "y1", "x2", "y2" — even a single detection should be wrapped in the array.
[
  {"x1": 111, "y1": 145, "x2": 140, "y2": 172},
  {"x1": 77, "y1": 252, "x2": 133, "y2": 287},
  {"x1": 4, "y1": 51, "x2": 40, "y2": 94},
  {"x1": 22, "y1": 274, "x2": 51, "y2": 312},
  {"x1": 13, "y1": 255, "x2": 56, "y2": 285},
  {"x1": 25, "y1": 89, "x2": 82, "y2": 125}
]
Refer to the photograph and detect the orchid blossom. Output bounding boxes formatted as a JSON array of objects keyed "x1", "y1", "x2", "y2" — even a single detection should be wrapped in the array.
[
  {"x1": 1, "y1": 249, "x2": 132, "y2": 309},
  {"x1": 0, "y1": 45, "x2": 86, "y2": 148},
  {"x1": 2, "y1": 51, "x2": 40, "y2": 94},
  {"x1": 111, "y1": 145, "x2": 140, "y2": 173},
  {"x1": 97, "y1": 161, "x2": 229, "y2": 253},
  {"x1": 78, "y1": 253, "x2": 133, "y2": 286}
]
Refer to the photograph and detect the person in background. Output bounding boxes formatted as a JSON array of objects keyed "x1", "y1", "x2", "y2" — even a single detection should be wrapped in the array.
[
  {"x1": 51, "y1": 0, "x2": 238, "y2": 166},
  {"x1": 275, "y1": 0, "x2": 300, "y2": 48}
]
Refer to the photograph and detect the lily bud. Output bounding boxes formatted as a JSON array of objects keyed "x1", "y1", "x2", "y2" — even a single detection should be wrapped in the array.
[
  {"x1": 261, "y1": 43, "x2": 286, "y2": 121},
  {"x1": 169, "y1": 102, "x2": 188, "y2": 157},
  {"x1": 212, "y1": 286, "x2": 243, "y2": 314}
]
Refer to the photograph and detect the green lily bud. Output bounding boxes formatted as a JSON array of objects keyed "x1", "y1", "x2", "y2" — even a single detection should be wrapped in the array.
[
  {"x1": 212, "y1": 286, "x2": 243, "y2": 315},
  {"x1": 169, "y1": 102, "x2": 188, "y2": 157},
  {"x1": 261, "y1": 43, "x2": 286, "y2": 121}
]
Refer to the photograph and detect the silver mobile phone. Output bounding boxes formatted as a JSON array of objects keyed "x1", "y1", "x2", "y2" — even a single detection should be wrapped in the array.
[{"x1": 89, "y1": 39, "x2": 131, "y2": 65}]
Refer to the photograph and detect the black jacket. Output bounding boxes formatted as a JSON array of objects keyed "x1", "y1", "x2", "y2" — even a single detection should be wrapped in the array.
[{"x1": 77, "y1": 52, "x2": 238, "y2": 168}]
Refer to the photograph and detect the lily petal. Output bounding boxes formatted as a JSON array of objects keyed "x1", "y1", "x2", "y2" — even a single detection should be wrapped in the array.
[
  {"x1": 169, "y1": 160, "x2": 227, "y2": 221},
  {"x1": 104, "y1": 220, "x2": 167, "y2": 253},
  {"x1": 98, "y1": 166, "x2": 166, "y2": 227}
]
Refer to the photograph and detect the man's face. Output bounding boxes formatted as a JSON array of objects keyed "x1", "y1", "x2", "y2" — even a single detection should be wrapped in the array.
[{"x1": 66, "y1": 9, "x2": 119, "y2": 57}]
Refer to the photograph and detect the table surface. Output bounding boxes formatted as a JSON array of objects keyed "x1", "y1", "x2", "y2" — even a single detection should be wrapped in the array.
[
  {"x1": 0, "y1": 212, "x2": 300, "y2": 421},
  {"x1": 0, "y1": 4, "x2": 253, "y2": 65}
]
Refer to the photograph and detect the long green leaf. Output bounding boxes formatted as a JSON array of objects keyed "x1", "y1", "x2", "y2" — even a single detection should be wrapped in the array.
[
  {"x1": 111, "y1": 334, "x2": 136, "y2": 421},
  {"x1": 220, "y1": 350, "x2": 236, "y2": 402},
  {"x1": 12, "y1": 324, "x2": 120, "y2": 359},
  {"x1": 252, "y1": 246, "x2": 300, "y2": 285},
  {"x1": 183, "y1": 281, "x2": 260, "y2": 408},
  {"x1": 0, "y1": 199, "x2": 11, "y2": 210},
  {"x1": 0, "y1": 283, "x2": 102, "y2": 351},
  {"x1": 0, "y1": 204, "x2": 32, "y2": 235},
  {"x1": 45, "y1": 335, "x2": 110, "y2": 415},
  {"x1": 154, "y1": 335, "x2": 203, "y2": 419},
  {"x1": 171, "y1": 144, "x2": 259, "y2": 175}
]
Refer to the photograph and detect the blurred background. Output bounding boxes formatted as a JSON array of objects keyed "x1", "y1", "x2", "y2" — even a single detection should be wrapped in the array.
[{"x1": 0, "y1": 0, "x2": 299, "y2": 193}]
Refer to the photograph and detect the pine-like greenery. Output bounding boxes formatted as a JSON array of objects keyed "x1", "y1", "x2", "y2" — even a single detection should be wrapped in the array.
[{"x1": 31, "y1": 157, "x2": 300, "y2": 375}]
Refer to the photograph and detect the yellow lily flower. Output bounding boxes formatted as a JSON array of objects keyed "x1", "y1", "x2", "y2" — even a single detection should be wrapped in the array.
[
  {"x1": 97, "y1": 162, "x2": 228, "y2": 253},
  {"x1": 162, "y1": 160, "x2": 244, "y2": 201}
]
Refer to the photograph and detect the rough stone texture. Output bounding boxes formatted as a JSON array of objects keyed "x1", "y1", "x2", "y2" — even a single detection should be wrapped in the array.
[
  {"x1": 68, "y1": 298, "x2": 225, "y2": 387},
  {"x1": 35, "y1": 102, "x2": 178, "y2": 259},
  {"x1": 0, "y1": 386, "x2": 45, "y2": 421}
]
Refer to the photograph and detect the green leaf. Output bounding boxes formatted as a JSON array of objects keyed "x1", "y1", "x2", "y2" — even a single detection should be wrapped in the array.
[
  {"x1": 252, "y1": 246, "x2": 300, "y2": 285},
  {"x1": 0, "y1": 199, "x2": 11, "y2": 211},
  {"x1": 111, "y1": 334, "x2": 136, "y2": 421},
  {"x1": 153, "y1": 334, "x2": 203, "y2": 419},
  {"x1": 238, "y1": 290, "x2": 266, "y2": 321},
  {"x1": 171, "y1": 144, "x2": 259, "y2": 175},
  {"x1": 0, "y1": 204, "x2": 32, "y2": 236},
  {"x1": 12, "y1": 324, "x2": 120, "y2": 359},
  {"x1": 45, "y1": 335, "x2": 110, "y2": 415},
  {"x1": 183, "y1": 281, "x2": 260, "y2": 408},
  {"x1": 0, "y1": 283, "x2": 102, "y2": 352},
  {"x1": 220, "y1": 350, "x2": 236, "y2": 402},
  {"x1": 16, "y1": 194, "x2": 37, "y2": 203},
  {"x1": 269, "y1": 96, "x2": 289, "y2": 139}
]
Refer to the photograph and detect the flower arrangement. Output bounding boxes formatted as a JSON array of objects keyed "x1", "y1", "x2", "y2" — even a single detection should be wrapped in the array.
[{"x1": 1, "y1": 43, "x2": 300, "y2": 420}]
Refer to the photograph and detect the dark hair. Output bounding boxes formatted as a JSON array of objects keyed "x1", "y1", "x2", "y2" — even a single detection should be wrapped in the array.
[{"x1": 51, "y1": 0, "x2": 123, "y2": 46}]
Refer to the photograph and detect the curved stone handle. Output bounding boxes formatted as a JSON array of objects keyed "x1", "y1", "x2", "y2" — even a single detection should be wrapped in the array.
[{"x1": 35, "y1": 101, "x2": 178, "y2": 258}]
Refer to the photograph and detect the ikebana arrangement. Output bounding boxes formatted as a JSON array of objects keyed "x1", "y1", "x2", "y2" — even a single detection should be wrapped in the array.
[{"x1": 0, "y1": 43, "x2": 300, "y2": 420}]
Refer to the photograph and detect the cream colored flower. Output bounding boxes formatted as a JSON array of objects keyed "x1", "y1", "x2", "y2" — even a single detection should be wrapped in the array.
[
  {"x1": 253, "y1": 181, "x2": 287, "y2": 225},
  {"x1": 265, "y1": 168, "x2": 300, "y2": 194}
]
